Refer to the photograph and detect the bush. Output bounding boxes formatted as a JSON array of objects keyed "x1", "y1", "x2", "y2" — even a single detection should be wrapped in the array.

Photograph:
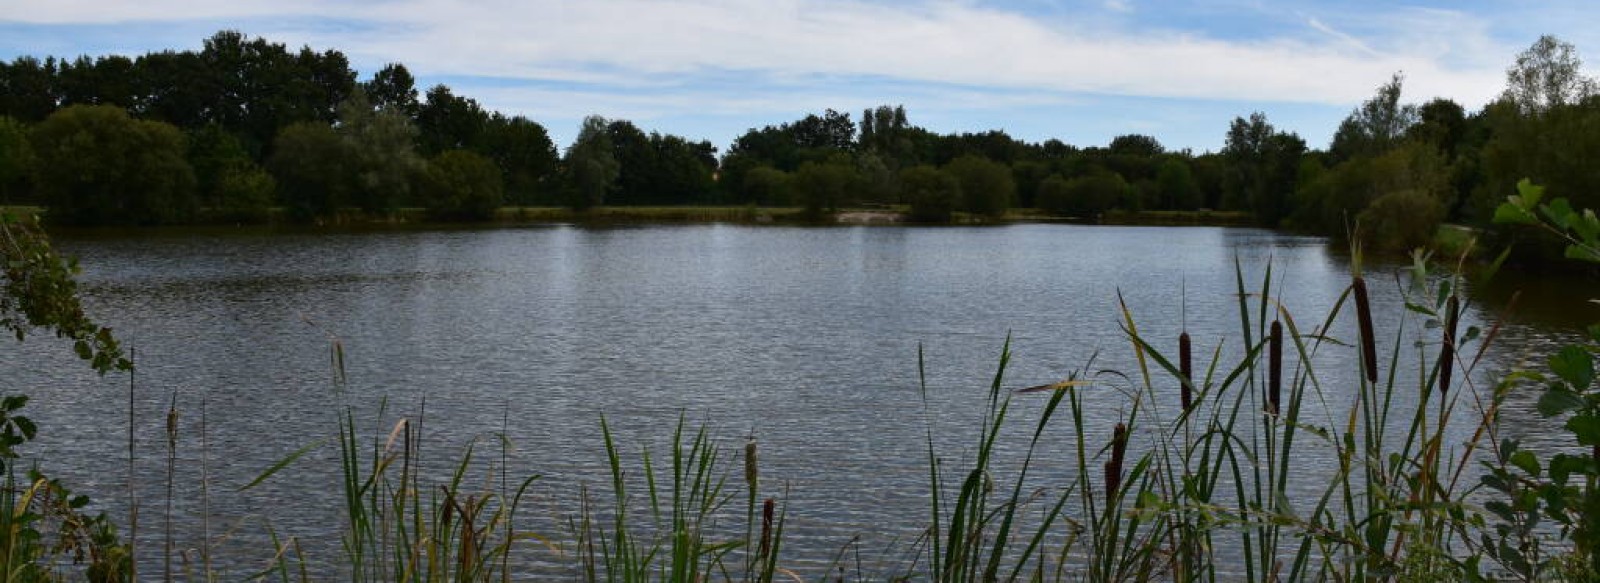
[{"x1": 899, "y1": 165, "x2": 960, "y2": 222}]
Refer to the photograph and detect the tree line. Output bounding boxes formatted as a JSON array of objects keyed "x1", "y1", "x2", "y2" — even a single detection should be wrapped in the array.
[{"x1": 1, "y1": 31, "x2": 1598, "y2": 256}]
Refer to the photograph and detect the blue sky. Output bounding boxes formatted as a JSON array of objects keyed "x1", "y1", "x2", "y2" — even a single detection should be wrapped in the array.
[{"x1": 2, "y1": 0, "x2": 1596, "y2": 154}]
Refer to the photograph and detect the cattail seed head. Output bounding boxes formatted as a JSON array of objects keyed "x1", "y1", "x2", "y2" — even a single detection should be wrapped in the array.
[
  {"x1": 1179, "y1": 332, "x2": 1193, "y2": 412},
  {"x1": 1438, "y1": 295, "x2": 1459, "y2": 399},
  {"x1": 759, "y1": 497, "x2": 776, "y2": 559},
  {"x1": 1106, "y1": 423, "x2": 1128, "y2": 497},
  {"x1": 1352, "y1": 277, "x2": 1378, "y2": 384},
  {"x1": 1268, "y1": 320, "x2": 1283, "y2": 415},
  {"x1": 744, "y1": 439, "x2": 758, "y2": 491}
]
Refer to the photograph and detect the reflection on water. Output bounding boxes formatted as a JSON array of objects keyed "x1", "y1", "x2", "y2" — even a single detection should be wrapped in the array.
[{"x1": 3, "y1": 223, "x2": 1590, "y2": 577}]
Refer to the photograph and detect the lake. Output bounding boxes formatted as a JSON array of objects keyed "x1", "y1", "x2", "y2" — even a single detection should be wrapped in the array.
[{"x1": 5, "y1": 223, "x2": 1591, "y2": 578}]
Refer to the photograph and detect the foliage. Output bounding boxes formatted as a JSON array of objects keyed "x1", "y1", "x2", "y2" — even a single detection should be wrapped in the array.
[
  {"x1": 421, "y1": 150, "x2": 504, "y2": 221},
  {"x1": 0, "y1": 117, "x2": 32, "y2": 204},
  {"x1": 1504, "y1": 35, "x2": 1597, "y2": 115},
  {"x1": 30, "y1": 105, "x2": 198, "y2": 225},
  {"x1": 1485, "y1": 180, "x2": 1600, "y2": 579},
  {"x1": 564, "y1": 115, "x2": 619, "y2": 212},
  {"x1": 338, "y1": 90, "x2": 425, "y2": 214},
  {"x1": 1330, "y1": 73, "x2": 1418, "y2": 162},
  {"x1": 1222, "y1": 112, "x2": 1305, "y2": 226},
  {"x1": 900, "y1": 165, "x2": 961, "y2": 222},
  {"x1": 943, "y1": 154, "x2": 1014, "y2": 219},
  {"x1": 792, "y1": 155, "x2": 856, "y2": 219},
  {"x1": 269, "y1": 122, "x2": 353, "y2": 220},
  {"x1": 188, "y1": 124, "x2": 274, "y2": 222}
]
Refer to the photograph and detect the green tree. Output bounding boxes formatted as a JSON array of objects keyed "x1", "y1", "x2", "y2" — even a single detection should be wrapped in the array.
[
  {"x1": 31, "y1": 105, "x2": 198, "y2": 225},
  {"x1": 792, "y1": 155, "x2": 856, "y2": 218},
  {"x1": 1062, "y1": 170, "x2": 1129, "y2": 217},
  {"x1": 1222, "y1": 112, "x2": 1306, "y2": 226},
  {"x1": 564, "y1": 115, "x2": 619, "y2": 211},
  {"x1": 741, "y1": 166, "x2": 791, "y2": 206},
  {"x1": 420, "y1": 150, "x2": 503, "y2": 220},
  {"x1": 1156, "y1": 158, "x2": 1201, "y2": 210},
  {"x1": 1504, "y1": 35, "x2": 1597, "y2": 115},
  {"x1": 188, "y1": 124, "x2": 274, "y2": 221},
  {"x1": 480, "y1": 114, "x2": 557, "y2": 206},
  {"x1": 364, "y1": 63, "x2": 419, "y2": 117},
  {"x1": 269, "y1": 122, "x2": 352, "y2": 220},
  {"x1": 943, "y1": 154, "x2": 1014, "y2": 218},
  {"x1": 416, "y1": 84, "x2": 488, "y2": 155},
  {"x1": 900, "y1": 165, "x2": 960, "y2": 222},
  {"x1": 1330, "y1": 73, "x2": 1417, "y2": 162},
  {"x1": 0, "y1": 117, "x2": 33, "y2": 204},
  {"x1": 1034, "y1": 173, "x2": 1072, "y2": 217},
  {"x1": 337, "y1": 90, "x2": 424, "y2": 213}
]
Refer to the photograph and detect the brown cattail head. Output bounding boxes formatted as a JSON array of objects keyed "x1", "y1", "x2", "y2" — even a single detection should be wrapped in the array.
[
  {"x1": 1438, "y1": 295, "x2": 1459, "y2": 400},
  {"x1": 1352, "y1": 276, "x2": 1378, "y2": 384},
  {"x1": 1106, "y1": 423, "x2": 1128, "y2": 497},
  {"x1": 1268, "y1": 320, "x2": 1283, "y2": 415},
  {"x1": 759, "y1": 497, "x2": 776, "y2": 559},
  {"x1": 1179, "y1": 332, "x2": 1193, "y2": 412},
  {"x1": 744, "y1": 439, "x2": 758, "y2": 491}
]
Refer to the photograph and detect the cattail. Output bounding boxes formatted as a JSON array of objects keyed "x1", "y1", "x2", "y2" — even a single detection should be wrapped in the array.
[
  {"x1": 1105, "y1": 423, "x2": 1128, "y2": 497},
  {"x1": 744, "y1": 438, "x2": 759, "y2": 492},
  {"x1": 1352, "y1": 276, "x2": 1378, "y2": 384},
  {"x1": 759, "y1": 497, "x2": 775, "y2": 559},
  {"x1": 1179, "y1": 332, "x2": 1193, "y2": 412},
  {"x1": 1268, "y1": 320, "x2": 1283, "y2": 415},
  {"x1": 1438, "y1": 295, "x2": 1459, "y2": 400}
]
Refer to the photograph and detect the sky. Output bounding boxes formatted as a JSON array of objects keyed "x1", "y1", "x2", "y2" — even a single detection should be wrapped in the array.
[{"x1": 2, "y1": 0, "x2": 1597, "y2": 155}]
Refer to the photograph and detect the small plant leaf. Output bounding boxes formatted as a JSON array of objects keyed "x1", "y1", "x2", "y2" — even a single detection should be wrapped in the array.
[
  {"x1": 1509, "y1": 450, "x2": 1541, "y2": 477},
  {"x1": 1548, "y1": 345, "x2": 1594, "y2": 389},
  {"x1": 1537, "y1": 386, "x2": 1586, "y2": 417},
  {"x1": 1566, "y1": 414, "x2": 1600, "y2": 447}
]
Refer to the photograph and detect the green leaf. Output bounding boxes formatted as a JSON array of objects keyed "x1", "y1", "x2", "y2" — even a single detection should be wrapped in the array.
[
  {"x1": 1543, "y1": 198, "x2": 1576, "y2": 230},
  {"x1": 1517, "y1": 178, "x2": 1545, "y2": 207},
  {"x1": 13, "y1": 417, "x2": 34, "y2": 441},
  {"x1": 1563, "y1": 244, "x2": 1600, "y2": 263},
  {"x1": 1549, "y1": 345, "x2": 1595, "y2": 389},
  {"x1": 238, "y1": 437, "x2": 328, "y2": 492},
  {"x1": 1509, "y1": 450, "x2": 1541, "y2": 477},
  {"x1": 1567, "y1": 414, "x2": 1600, "y2": 447},
  {"x1": 1549, "y1": 454, "x2": 1594, "y2": 485},
  {"x1": 1493, "y1": 203, "x2": 1538, "y2": 225},
  {"x1": 1538, "y1": 386, "x2": 1587, "y2": 417}
]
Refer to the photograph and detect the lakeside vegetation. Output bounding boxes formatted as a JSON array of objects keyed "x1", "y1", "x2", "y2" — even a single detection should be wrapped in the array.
[{"x1": 0, "y1": 32, "x2": 1599, "y2": 265}]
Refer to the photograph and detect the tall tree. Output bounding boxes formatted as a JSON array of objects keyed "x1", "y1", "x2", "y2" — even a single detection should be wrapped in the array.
[
  {"x1": 0, "y1": 117, "x2": 33, "y2": 204},
  {"x1": 363, "y1": 63, "x2": 419, "y2": 117},
  {"x1": 943, "y1": 154, "x2": 1015, "y2": 218},
  {"x1": 563, "y1": 115, "x2": 619, "y2": 211},
  {"x1": 416, "y1": 84, "x2": 488, "y2": 155},
  {"x1": 480, "y1": 114, "x2": 557, "y2": 205},
  {"x1": 337, "y1": 90, "x2": 424, "y2": 213},
  {"x1": 1330, "y1": 73, "x2": 1417, "y2": 162},
  {"x1": 1223, "y1": 112, "x2": 1305, "y2": 226},
  {"x1": 269, "y1": 122, "x2": 352, "y2": 220},
  {"x1": 1504, "y1": 35, "x2": 1597, "y2": 115}
]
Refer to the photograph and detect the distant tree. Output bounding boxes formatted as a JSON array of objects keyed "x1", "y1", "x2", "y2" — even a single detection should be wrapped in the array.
[
  {"x1": 1011, "y1": 160, "x2": 1050, "y2": 209},
  {"x1": 1222, "y1": 112, "x2": 1305, "y2": 225},
  {"x1": 1156, "y1": 158, "x2": 1201, "y2": 210},
  {"x1": 364, "y1": 63, "x2": 420, "y2": 117},
  {"x1": 0, "y1": 57, "x2": 60, "y2": 122},
  {"x1": 31, "y1": 105, "x2": 198, "y2": 225},
  {"x1": 0, "y1": 117, "x2": 33, "y2": 203},
  {"x1": 1504, "y1": 35, "x2": 1597, "y2": 115},
  {"x1": 132, "y1": 50, "x2": 211, "y2": 130},
  {"x1": 1330, "y1": 73, "x2": 1417, "y2": 162},
  {"x1": 943, "y1": 154, "x2": 1014, "y2": 218},
  {"x1": 741, "y1": 166, "x2": 791, "y2": 206},
  {"x1": 564, "y1": 115, "x2": 619, "y2": 211},
  {"x1": 606, "y1": 119, "x2": 658, "y2": 205},
  {"x1": 1061, "y1": 170, "x2": 1129, "y2": 217},
  {"x1": 420, "y1": 150, "x2": 503, "y2": 220},
  {"x1": 269, "y1": 122, "x2": 352, "y2": 219},
  {"x1": 1034, "y1": 173, "x2": 1073, "y2": 217},
  {"x1": 337, "y1": 90, "x2": 424, "y2": 213},
  {"x1": 900, "y1": 165, "x2": 961, "y2": 222},
  {"x1": 855, "y1": 151, "x2": 898, "y2": 204},
  {"x1": 792, "y1": 155, "x2": 856, "y2": 218},
  {"x1": 416, "y1": 84, "x2": 488, "y2": 155},
  {"x1": 188, "y1": 124, "x2": 274, "y2": 221},
  {"x1": 480, "y1": 114, "x2": 557, "y2": 206}
]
